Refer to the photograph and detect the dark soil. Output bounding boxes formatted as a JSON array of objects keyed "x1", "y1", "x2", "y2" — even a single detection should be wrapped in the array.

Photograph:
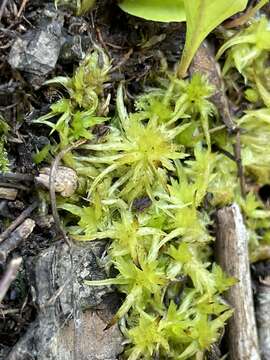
[
  {"x1": 0, "y1": 0, "x2": 187, "y2": 356},
  {"x1": 1, "y1": 1, "x2": 270, "y2": 359}
]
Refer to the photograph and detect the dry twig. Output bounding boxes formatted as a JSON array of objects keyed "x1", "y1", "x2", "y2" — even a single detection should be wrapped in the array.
[
  {"x1": 0, "y1": 218, "x2": 35, "y2": 263},
  {"x1": 190, "y1": 42, "x2": 246, "y2": 196},
  {"x1": 0, "y1": 0, "x2": 9, "y2": 22},
  {"x1": 49, "y1": 139, "x2": 86, "y2": 247},
  {"x1": 234, "y1": 130, "x2": 246, "y2": 198},
  {"x1": 0, "y1": 201, "x2": 38, "y2": 243},
  {"x1": 110, "y1": 49, "x2": 133, "y2": 72},
  {"x1": 225, "y1": 0, "x2": 267, "y2": 29},
  {"x1": 17, "y1": 0, "x2": 28, "y2": 18},
  {"x1": 0, "y1": 257, "x2": 22, "y2": 303}
]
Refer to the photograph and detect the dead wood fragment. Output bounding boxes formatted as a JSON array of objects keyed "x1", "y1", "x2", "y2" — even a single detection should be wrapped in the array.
[
  {"x1": 224, "y1": 0, "x2": 267, "y2": 29},
  {"x1": 0, "y1": 173, "x2": 34, "y2": 183},
  {"x1": 0, "y1": 187, "x2": 18, "y2": 200},
  {"x1": 256, "y1": 276, "x2": 270, "y2": 360},
  {"x1": 17, "y1": 0, "x2": 28, "y2": 18},
  {"x1": 190, "y1": 42, "x2": 246, "y2": 197},
  {"x1": 60, "y1": 311, "x2": 124, "y2": 360},
  {"x1": 0, "y1": 201, "x2": 37, "y2": 243},
  {"x1": 216, "y1": 204, "x2": 260, "y2": 360},
  {"x1": 0, "y1": 218, "x2": 35, "y2": 263},
  {"x1": 190, "y1": 41, "x2": 235, "y2": 132},
  {"x1": 0, "y1": 0, "x2": 8, "y2": 22},
  {"x1": 0, "y1": 257, "x2": 22, "y2": 303},
  {"x1": 0, "y1": 181, "x2": 29, "y2": 191},
  {"x1": 6, "y1": 243, "x2": 123, "y2": 360},
  {"x1": 234, "y1": 130, "x2": 246, "y2": 197}
]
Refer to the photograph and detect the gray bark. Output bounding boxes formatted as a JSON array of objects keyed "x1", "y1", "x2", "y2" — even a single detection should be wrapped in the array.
[
  {"x1": 256, "y1": 277, "x2": 270, "y2": 360},
  {"x1": 216, "y1": 204, "x2": 260, "y2": 360},
  {"x1": 6, "y1": 242, "x2": 123, "y2": 360}
]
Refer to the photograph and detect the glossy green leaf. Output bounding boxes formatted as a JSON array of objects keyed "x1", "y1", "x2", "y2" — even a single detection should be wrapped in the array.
[
  {"x1": 119, "y1": 0, "x2": 186, "y2": 22},
  {"x1": 178, "y1": 0, "x2": 249, "y2": 77}
]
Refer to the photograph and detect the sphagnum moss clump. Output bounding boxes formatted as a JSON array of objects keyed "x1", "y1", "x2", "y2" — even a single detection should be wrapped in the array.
[
  {"x1": 35, "y1": 19, "x2": 270, "y2": 358},
  {"x1": 0, "y1": 117, "x2": 10, "y2": 172}
]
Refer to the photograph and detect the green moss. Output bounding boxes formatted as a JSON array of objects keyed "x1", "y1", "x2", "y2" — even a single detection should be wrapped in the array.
[
  {"x1": 0, "y1": 117, "x2": 10, "y2": 172},
  {"x1": 35, "y1": 19, "x2": 270, "y2": 357},
  {"x1": 0, "y1": 137, "x2": 9, "y2": 172}
]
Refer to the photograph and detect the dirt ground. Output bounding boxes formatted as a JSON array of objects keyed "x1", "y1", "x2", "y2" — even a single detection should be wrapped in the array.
[
  {"x1": 0, "y1": 1, "x2": 270, "y2": 359},
  {"x1": 0, "y1": 1, "x2": 188, "y2": 357}
]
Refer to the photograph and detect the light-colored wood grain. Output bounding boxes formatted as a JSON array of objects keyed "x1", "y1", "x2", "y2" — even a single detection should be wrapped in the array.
[
  {"x1": 216, "y1": 204, "x2": 260, "y2": 360},
  {"x1": 256, "y1": 276, "x2": 270, "y2": 360},
  {"x1": 0, "y1": 187, "x2": 18, "y2": 200}
]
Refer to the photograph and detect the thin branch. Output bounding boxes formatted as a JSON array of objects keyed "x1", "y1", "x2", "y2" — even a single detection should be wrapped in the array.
[
  {"x1": 0, "y1": 201, "x2": 38, "y2": 243},
  {"x1": 225, "y1": 0, "x2": 268, "y2": 29},
  {"x1": 212, "y1": 144, "x2": 236, "y2": 162},
  {"x1": 0, "y1": 257, "x2": 22, "y2": 303},
  {"x1": 0, "y1": 0, "x2": 9, "y2": 22},
  {"x1": 110, "y1": 48, "x2": 133, "y2": 72},
  {"x1": 0, "y1": 218, "x2": 35, "y2": 263},
  {"x1": 17, "y1": 0, "x2": 28, "y2": 18},
  {"x1": 234, "y1": 129, "x2": 246, "y2": 198},
  {"x1": 49, "y1": 139, "x2": 86, "y2": 248}
]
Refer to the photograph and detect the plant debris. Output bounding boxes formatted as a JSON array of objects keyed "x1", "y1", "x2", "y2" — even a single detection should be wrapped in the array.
[{"x1": 1, "y1": 1, "x2": 270, "y2": 359}]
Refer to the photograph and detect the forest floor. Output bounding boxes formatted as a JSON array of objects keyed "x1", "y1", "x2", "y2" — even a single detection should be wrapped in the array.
[{"x1": 0, "y1": 1, "x2": 270, "y2": 359}]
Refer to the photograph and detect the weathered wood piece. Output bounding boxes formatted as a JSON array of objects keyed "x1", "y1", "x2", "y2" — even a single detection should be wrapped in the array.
[
  {"x1": 0, "y1": 187, "x2": 18, "y2": 200},
  {"x1": 0, "y1": 218, "x2": 35, "y2": 263},
  {"x1": 190, "y1": 41, "x2": 235, "y2": 132},
  {"x1": 0, "y1": 257, "x2": 22, "y2": 303},
  {"x1": 6, "y1": 242, "x2": 123, "y2": 360},
  {"x1": 256, "y1": 276, "x2": 270, "y2": 360},
  {"x1": 0, "y1": 201, "x2": 38, "y2": 243},
  {"x1": 216, "y1": 204, "x2": 260, "y2": 360}
]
